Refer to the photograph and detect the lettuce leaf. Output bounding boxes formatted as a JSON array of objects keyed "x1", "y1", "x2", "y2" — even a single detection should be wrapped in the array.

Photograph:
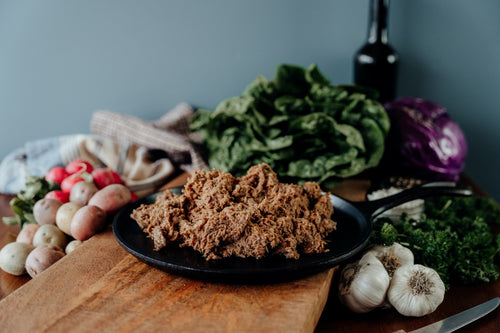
[{"x1": 190, "y1": 63, "x2": 390, "y2": 186}]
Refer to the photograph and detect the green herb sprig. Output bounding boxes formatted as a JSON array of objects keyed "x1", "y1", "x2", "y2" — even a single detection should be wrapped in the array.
[{"x1": 2, "y1": 175, "x2": 59, "y2": 228}]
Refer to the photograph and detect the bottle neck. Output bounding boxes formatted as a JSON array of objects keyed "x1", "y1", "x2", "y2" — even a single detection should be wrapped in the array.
[{"x1": 367, "y1": 0, "x2": 389, "y2": 44}]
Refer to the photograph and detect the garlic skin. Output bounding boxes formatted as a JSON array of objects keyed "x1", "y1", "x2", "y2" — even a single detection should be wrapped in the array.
[
  {"x1": 388, "y1": 264, "x2": 445, "y2": 317},
  {"x1": 367, "y1": 242, "x2": 414, "y2": 277},
  {"x1": 339, "y1": 252, "x2": 390, "y2": 313}
]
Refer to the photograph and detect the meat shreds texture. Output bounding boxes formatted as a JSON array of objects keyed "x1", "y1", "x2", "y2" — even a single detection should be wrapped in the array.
[{"x1": 131, "y1": 164, "x2": 337, "y2": 260}]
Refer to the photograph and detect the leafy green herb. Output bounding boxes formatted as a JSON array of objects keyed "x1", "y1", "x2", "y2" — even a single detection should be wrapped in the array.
[
  {"x1": 2, "y1": 175, "x2": 59, "y2": 228},
  {"x1": 371, "y1": 196, "x2": 500, "y2": 289},
  {"x1": 190, "y1": 63, "x2": 389, "y2": 186}
]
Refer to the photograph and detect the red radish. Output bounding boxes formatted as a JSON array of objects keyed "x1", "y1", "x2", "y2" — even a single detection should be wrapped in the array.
[
  {"x1": 45, "y1": 190, "x2": 70, "y2": 203},
  {"x1": 65, "y1": 158, "x2": 94, "y2": 175},
  {"x1": 92, "y1": 167, "x2": 123, "y2": 189},
  {"x1": 61, "y1": 173, "x2": 90, "y2": 193},
  {"x1": 130, "y1": 191, "x2": 138, "y2": 202},
  {"x1": 45, "y1": 166, "x2": 69, "y2": 184}
]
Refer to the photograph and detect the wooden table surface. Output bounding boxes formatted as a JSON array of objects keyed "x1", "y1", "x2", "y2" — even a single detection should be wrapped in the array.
[{"x1": 0, "y1": 173, "x2": 499, "y2": 332}]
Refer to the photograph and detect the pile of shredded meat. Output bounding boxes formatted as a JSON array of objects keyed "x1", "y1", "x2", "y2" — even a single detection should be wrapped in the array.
[{"x1": 131, "y1": 163, "x2": 336, "y2": 260}]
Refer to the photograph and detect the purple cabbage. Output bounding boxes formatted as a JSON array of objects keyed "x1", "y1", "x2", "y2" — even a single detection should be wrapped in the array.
[{"x1": 384, "y1": 98, "x2": 467, "y2": 181}]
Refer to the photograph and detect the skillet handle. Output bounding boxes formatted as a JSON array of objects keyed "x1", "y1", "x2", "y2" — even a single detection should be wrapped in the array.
[{"x1": 353, "y1": 181, "x2": 473, "y2": 221}]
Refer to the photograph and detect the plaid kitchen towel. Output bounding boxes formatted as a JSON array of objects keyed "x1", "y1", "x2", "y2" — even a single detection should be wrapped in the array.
[{"x1": 90, "y1": 102, "x2": 208, "y2": 173}]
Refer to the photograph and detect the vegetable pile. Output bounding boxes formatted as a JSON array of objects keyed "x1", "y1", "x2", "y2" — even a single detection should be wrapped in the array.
[
  {"x1": 371, "y1": 195, "x2": 500, "y2": 288},
  {"x1": 190, "y1": 63, "x2": 390, "y2": 187},
  {"x1": 383, "y1": 98, "x2": 468, "y2": 181},
  {"x1": 0, "y1": 159, "x2": 135, "y2": 278}
]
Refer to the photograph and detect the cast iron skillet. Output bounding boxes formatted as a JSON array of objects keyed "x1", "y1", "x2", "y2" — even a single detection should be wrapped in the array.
[{"x1": 113, "y1": 182, "x2": 471, "y2": 284}]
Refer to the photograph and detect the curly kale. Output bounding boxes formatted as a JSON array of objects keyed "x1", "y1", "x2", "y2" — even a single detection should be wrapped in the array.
[{"x1": 371, "y1": 196, "x2": 500, "y2": 289}]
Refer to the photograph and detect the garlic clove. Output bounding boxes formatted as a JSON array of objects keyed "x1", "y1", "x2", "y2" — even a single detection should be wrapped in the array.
[
  {"x1": 387, "y1": 264, "x2": 445, "y2": 317},
  {"x1": 339, "y1": 252, "x2": 390, "y2": 313},
  {"x1": 368, "y1": 242, "x2": 414, "y2": 278}
]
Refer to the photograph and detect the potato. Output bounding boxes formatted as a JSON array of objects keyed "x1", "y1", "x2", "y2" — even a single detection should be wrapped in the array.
[
  {"x1": 33, "y1": 198, "x2": 62, "y2": 225},
  {"x1": 88, "y1": 184, "x2": 131, "y2": 213},
  {"x1": 25, "y1": 244, "x2": 65, "y2": 278},
  {"x1": 56, "y1": 202, "x2": 82, "y2": 235},
  {"x1": 32, "y1": 224, "x2": 67, "y2": 249},
  {"x1": 65, "y1": 239, "x2": 83, "y2": 254},
  {"x1": 71, "y1": 205, "x2": 107, "y2": 241},
  {"x1": 0, "y1": 242, "x2": 35, "y2": 276},
  {"x1": 16, "y1": 223, "x2": 40, "y2": 244},
  {"x1": 70, "y1": 181, "x2": 98, "y2": 206}
]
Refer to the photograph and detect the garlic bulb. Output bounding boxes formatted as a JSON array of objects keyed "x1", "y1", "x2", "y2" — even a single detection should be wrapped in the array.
[
  {"x1": 367, "y1": 242, "x2": 414, "y2": 278},
  {"x1": 387, "y1": 264, "x2": 445, "y2": 317},
  {"x1": 338, "y1": 252, "x2": 390, "y2": 313}
]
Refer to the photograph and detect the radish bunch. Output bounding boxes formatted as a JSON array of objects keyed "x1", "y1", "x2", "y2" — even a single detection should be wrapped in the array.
[{"x1": 44, "y1": 158, "x2": 133, "y2": 200}]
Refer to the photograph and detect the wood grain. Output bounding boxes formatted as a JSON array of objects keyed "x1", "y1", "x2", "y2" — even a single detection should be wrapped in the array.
[{"x1": 0, "y1": 226, "x2": 335, "y2": 332}]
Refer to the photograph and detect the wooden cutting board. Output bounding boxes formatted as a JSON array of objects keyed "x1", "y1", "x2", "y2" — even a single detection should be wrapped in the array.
[{"x1": 0, "y1": 175, "x2": 370, "y2": 333}]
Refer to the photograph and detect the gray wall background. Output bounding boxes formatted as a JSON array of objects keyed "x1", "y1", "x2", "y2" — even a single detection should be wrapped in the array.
[{"x1": 1, "y1": 0, "x2": 499, "y2": 201}]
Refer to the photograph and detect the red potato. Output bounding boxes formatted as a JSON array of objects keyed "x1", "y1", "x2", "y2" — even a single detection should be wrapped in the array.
[
  {"x1": 71, "y1": 205, "x2": 107, "y2": 241},
  {"x1": 45, "y1": 166, "x2": 69, "y2": 185},
  {"x1": 25, "y1": 244, "x2": 65, "y2": 278},
  {"x1": 16, "y1": 224, "x2": 40, "y2": 244},
  {"x1": 33, "y1": 198, "x2": 62, "y2": 225},
  {"x1": 70, "y1": 181, "x2": 98, "y2": 205},
  {"x1": 45, "y1": 190, "x2": 70, "y2": 203},
  {"x1": 92, "y1": 167, "x2": 123, "y2": 189},
  {"x1": 88, "y1": 184, "x2": 131, "y2": 213},
  {"x1": 56, "y1": 202, "x2": 83, "y2": 235},
  {"x1": 65, "y1": 158, "x2": 94, "y2": 174}
]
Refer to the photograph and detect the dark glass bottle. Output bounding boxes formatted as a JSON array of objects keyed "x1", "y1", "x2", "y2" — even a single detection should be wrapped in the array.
[{"x1": 354, "y1": 0, "x2": 398, "y2": 103}]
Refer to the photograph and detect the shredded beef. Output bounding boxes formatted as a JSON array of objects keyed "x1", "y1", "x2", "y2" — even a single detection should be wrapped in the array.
[{"x1": 131, "y1": 163, "x2": 336, "y2": 260}]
